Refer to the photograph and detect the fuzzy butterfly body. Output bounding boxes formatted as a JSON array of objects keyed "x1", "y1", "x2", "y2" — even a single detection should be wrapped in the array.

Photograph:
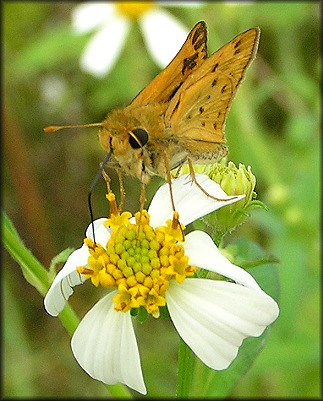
[{"x1": 98, "y1": 21, "x2": 260, "y2": 184}]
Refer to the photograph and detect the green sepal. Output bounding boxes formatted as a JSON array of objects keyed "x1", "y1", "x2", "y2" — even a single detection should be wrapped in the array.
[
  {"x1": 134, "y1": 306, "x2": 148, "y2": 323},
  {"x1": 159, "y1": 305, "x2": 171, "y2": 320}
]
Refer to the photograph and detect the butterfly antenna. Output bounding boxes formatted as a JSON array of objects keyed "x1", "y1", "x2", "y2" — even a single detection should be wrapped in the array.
[
  {"x1": 88, "y1": 151, "x2": 113, "y2": 244},
  {"x1": 44, "y1": 122, "x2": 102, "y2": 133}
]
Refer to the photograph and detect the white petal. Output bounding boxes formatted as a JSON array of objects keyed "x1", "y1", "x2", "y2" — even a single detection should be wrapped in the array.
[
  {"x1": 85, "y1": 218, "x2": 111, "y2": 246},
  {"x1": 71, "y1": 3, "x2": 115, "y2": 34},
  {"x1": 140, "y1": 9, "x2": 188, "y2": 67},
  {"x1": 166, "y1": 279, "x2": 279, "y2": 370},
  {"x1": 80, "y1": 18, "x2": 129, "y2": 77},
  {"x1": 148, "y1": 174, "x2": 245, "y2": 228},
  {"x1": 183, "y1": 231, "x2": 260, "y2": 290},
  {"x1": 44, "y1": 245, "x2": 89, "y2": 316},
  {"x1": 71, "y1": 292, "x2": 146, "y2": 395}
]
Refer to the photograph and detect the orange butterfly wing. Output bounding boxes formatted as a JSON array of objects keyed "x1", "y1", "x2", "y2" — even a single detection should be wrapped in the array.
[
  {"x1": 165, "y1": 28, "x2": 260, "y2": 159},
  {"x1": 130, "y1": 21, "x2": 208, "y2": 107}
]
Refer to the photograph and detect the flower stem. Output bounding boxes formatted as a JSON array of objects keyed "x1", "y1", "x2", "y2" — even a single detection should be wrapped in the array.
[
  {"x1": 176, "y1": 337, "x2": 195, "y2": 398},
  {"x1": 2, "y1": 210, "x2": 50, "y2": 295}
]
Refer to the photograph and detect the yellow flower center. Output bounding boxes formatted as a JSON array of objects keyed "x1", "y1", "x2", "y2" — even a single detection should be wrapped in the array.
[
  {"x1": 115, "y1": 1, "x2": 154, "y2": 19},
  {"x1": 77, "y1": 194, "x2": 197, "y2": 318}
]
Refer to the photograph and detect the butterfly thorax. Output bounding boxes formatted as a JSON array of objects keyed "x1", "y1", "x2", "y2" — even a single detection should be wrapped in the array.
[
  {"x1": 99, "y1": 104, "x2": 180, "y2": 183},
  {"x1": 99, "y1": 100, "x2": 230, "y2": 184}
]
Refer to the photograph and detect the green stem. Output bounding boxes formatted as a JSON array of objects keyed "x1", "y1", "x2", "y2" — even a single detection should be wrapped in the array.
[
  {"x1": 176, "y1": 337, "x2": 195, "y2": 398},
  {"x1": 2, "y1": 210, "x2": 50, "y2": 295}
]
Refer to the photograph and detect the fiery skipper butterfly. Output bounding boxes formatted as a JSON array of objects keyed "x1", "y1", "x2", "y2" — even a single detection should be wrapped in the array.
[{"x1": 46, "y1": 21, "x2": 260, "y2": 211}]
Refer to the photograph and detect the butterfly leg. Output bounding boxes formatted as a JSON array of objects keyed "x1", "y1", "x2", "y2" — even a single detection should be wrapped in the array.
[
  {"x1": 116, "y1": 169, "x2": 125, "y2": 212},
  {"x1": 101, "y1": 169, "x2": 112, "y2": 194},
  {"x1": 163, "y1": 151, "x2": 177, "y2": 211},
  {"x1": 86, "y1": 168, "x2": 112, "y2": 244},
  {"x1": 188, "y1": 158, "x2": 238, "y2": 202},
  {"x1": 102, "y1": 170, "x2": 122, "y2": 226},
  {"x1": 132, "y1": 176, "x2": 147, "y2": 240},
  {"x1": 139, "y1": 179, "x2": 146, "y2": 213},
  {"x1": 173, "y1": 164, "x2": 183, "y2": 179},
  {"x1": 163, "y1": 151, "x2": 185, "y2": 241}
]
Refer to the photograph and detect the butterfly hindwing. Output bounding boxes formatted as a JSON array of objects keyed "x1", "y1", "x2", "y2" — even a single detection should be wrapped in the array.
[
  {"x1": 130, "y1": 21, "x2": 208, "y2": 107},
  {"x1": 165, "y1": 28, "x2": 260, "y2": 146}
]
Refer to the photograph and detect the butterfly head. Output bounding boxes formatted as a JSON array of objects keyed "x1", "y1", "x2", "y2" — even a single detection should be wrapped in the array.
[{"x1": 99, "y1": 110, "x2": 152, "y2": 182}]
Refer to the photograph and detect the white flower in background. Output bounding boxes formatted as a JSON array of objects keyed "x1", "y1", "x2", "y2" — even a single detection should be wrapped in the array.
[
  {"x1": 71, "y1": 1, "x2": 201, "y2": 77},
  {"x1": 44, "y1": 174, "x2": 279, "y2": 395}
]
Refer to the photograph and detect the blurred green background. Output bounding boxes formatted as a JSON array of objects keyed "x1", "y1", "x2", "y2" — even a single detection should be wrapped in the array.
[{"x1": 3, "y1": 1, "x2": 320, "y2": 398}]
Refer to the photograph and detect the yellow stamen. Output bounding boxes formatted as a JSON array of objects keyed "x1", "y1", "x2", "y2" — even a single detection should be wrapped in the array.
[
  {"x1": 115, "y1": 1, "x2": 154, "y2": 19},
  {"x1": 106, "y1": 192, "x2": 118, "y2": 216},
  {"x1": 156, "y1": 217, "x2": 185, "y2": 243}
]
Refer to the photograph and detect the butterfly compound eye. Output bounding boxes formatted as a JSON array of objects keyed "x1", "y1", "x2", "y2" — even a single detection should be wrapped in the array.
[{"x1": 129, "y1": 128, "x2": 149, "y2": 149}]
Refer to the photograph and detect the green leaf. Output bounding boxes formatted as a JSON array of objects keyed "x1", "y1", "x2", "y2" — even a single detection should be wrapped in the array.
[
  {"x1": 191, "y1": 237, "x2": 280, "y2": 397},
  {"x1": 246, "y1": 199, "x2": 268, "y2": 211},
  {"x1": 12, "y1": 24, "x2": 89, "y2": 78},
  {"x1": 49, "y1": 247, "x2": 75, "y2": 277},
  {"x1": 191, "y1": 328, "x2": 272, "y2": 397},
  {"x1": 225, "y1": 237, "x2": 280, "y2": 273}
]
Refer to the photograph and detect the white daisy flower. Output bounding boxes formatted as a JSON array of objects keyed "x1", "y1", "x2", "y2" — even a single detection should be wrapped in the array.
[
  {"x1": 44, "y1": 174, "x2": 279, "y2": 395},
  {"x1": 71, "y1": 1, "x2": 199, "y2": 77}
]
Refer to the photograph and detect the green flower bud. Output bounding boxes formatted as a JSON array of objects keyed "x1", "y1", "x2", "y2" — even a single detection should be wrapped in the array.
[
  {"x1": 205, "y1": 161, "x2": 256, "y2": 207},
  {"x1": 205, "y1": 160, "x2": 265, "y2": 236},
  {"x1": 179, "y1": 160, "x2": 266, "y2": 241}
]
